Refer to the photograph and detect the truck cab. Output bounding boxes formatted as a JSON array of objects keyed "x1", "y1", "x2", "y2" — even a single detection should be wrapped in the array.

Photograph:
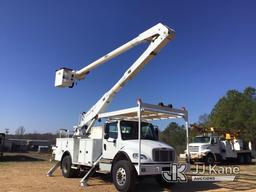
[
  {"x1": 103, "y1": 120, "x2": 175, "y2": 165},
  {"x1": 187, "y1": 135, "x2": 221, "y2": 164}
]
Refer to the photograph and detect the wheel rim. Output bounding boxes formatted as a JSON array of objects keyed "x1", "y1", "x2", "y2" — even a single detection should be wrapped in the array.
[{"x1": 116, "y1": 167, "x2": 127, "y2": 186}]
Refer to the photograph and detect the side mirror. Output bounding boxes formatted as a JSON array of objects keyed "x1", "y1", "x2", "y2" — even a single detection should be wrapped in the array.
[{"x1": 104, "y1": 133, "x2": 109, "y2": 140}]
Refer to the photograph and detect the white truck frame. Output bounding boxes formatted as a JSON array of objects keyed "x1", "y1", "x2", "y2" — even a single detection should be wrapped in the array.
[{"x1": 48, "y1": 23, "x2": 189, "y2": 191}]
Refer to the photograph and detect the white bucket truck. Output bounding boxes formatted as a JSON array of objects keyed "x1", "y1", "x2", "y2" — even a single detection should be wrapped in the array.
[
  {"x1": 47, "y1": 23, "x2": 189, "y2": 192},
  {"x1": 183, "y1": 131, "x2": 253, "y2": 165}
]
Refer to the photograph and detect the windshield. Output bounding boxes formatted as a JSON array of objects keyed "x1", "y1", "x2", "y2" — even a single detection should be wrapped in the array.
[
  {"x1": 193, "y1": 136, "x2": 211, "y2": 143},
  {"x1": 120, "y1": 121, "x2": 157, "y2": 140}
]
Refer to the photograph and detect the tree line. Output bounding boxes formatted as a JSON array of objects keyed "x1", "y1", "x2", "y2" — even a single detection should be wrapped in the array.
[
  {"x1": 4, "y1": 86, "x2": 256, "y2": 152},
  {"x1": 4, "y1": 126, "x2": 58, "y2": 144}
]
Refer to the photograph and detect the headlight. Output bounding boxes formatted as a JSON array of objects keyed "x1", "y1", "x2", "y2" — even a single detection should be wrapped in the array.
[
  {"x1": 133, "y1": 153, "x2": 148, "y2": 160},
  {"x1": 201, "y1": 145, "x2": 210, "y2": 150}
]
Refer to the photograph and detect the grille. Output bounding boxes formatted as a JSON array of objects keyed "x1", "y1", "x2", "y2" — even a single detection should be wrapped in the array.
[
  {"x1": 152, "y1": 148, "x2": 174, "y2": 162},
  {"x1": 189, "y1": 146, "x2": 199, "y2": 152}
]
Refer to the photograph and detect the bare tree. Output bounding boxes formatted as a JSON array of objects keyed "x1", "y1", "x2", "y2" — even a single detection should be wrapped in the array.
[
  {"x1": 5, "y1": 128, "x2": 9, "y2": 135},
  {"x1": 198, "y1": 113, "x2": 209, "y2": 126},
  {"x1": 15, "y1": 126, "x2": 26, "y2": 136}
]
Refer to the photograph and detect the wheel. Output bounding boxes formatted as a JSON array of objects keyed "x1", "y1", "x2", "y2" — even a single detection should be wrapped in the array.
[
  {"x1": 112, "y1": 160, "x2": 136, "y2": 192},
  {"x1": 205, "y1": 154, "x2": 215, "y2": 165},
  {"x1": 238, "y1": 154, "x2": 245, "y2": 164},
  {"x1": 186, "y1": 159, "x2": 194, "y2": 164},
  {"x1": 155, "y1": 174, "x2": 173, "y2": 187},
  {"x1": 61, "y1": 155, "x2": 76, "y2": 178},
  {"x1": 244, "y1": 154, "x2": 252, "y2": 164}
]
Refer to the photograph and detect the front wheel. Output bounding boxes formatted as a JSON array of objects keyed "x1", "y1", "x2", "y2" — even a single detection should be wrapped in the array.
[
  {"x1": 244, "y1": 154, "x2": 252, "y2": 164},
  {"x1": 238, "y1": 154, "x2": 244, "y2": 164},
  {"x1": 112, "y1": 160, "x2": 136, "y2": 192},
  {"x1": 61, "y1": 155, "x2": 76, "y2": 178},
  {"x1": 205, "y1": 154, "x2": 215, "y2": 165}
]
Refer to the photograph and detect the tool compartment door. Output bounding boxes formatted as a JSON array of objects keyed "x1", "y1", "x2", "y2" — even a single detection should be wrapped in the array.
[{"x1": 78, "y1": 139, "x2": 102, "y2": 165}]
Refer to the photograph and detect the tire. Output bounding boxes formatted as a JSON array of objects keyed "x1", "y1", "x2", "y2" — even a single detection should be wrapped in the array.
[
  {"x1": 186, "y1": 158, "x2": 194, "y2": 164},
  {"x1": 190, "y1": 160, "x2": 195, "y2": 165},
  {"x1": 112, "y1": 160, "x2": 136, "y2": 192},
  {"x1": 244, "y1": 154, "x2": 252, "y2": 164},
  {"x1": 61, "y1": 155, "x2": 76, "y2": 178},
  {"x1": 205, "y1": 154, "x2": 215, "y2": 165},
  {"x1": 238, "y1": 154, "x2": 245, "y2": 164}
]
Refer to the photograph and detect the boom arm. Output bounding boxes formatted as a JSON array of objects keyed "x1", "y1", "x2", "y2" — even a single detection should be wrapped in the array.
[{"x1": 55, "y1": 23, "x2": 175, "y2": 135}]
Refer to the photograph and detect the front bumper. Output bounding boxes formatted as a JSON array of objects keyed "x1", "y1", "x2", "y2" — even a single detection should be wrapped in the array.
[
  {"x1": 190, "y1": 152, "x2": 203, "y2": 159},
  {"x1": 188, "y1": 152, "x2": 209, "y2": 160},
  {"x1": 134, "y1": 163, "x2": 171, "y2": 176},
  {"x1": 180, "y1": 152, "x2": 205, "y2": 162}
]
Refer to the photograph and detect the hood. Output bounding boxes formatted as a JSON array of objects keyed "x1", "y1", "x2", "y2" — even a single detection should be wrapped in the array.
[
  {"x1": 189, "y1": 143, "x2": 209, "y2": 147},
  {"x1": 121, "y1": 139, "x2": 174, "y2": 152}
]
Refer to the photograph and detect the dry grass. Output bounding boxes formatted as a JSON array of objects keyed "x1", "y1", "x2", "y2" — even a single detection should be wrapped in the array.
[{"x1": 0, "y1": 152, "x2": 256, "y2": 192}]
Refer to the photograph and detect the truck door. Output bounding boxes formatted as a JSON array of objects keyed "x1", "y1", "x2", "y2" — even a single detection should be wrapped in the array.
[
  {"x1": 209, "y1": 137, "x2": 220, "y2": 155},
  {"x1": 103, "y1": 122, "x2": 119, "y2": 159}
]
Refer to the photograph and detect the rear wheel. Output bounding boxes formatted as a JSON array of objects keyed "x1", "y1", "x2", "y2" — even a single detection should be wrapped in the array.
[
  {"x1": 112, "y1": 160, "x2": 136, "y2": 192},
  {"x1": 61, "y1": 155, "x2": 76, "y2": 178}
]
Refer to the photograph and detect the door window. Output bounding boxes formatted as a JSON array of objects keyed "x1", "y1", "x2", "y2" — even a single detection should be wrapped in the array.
[
  {"x1": 106, "y1": 122, "x2": 118, "y2": 139},
  {"x1": 211, "y1": 137, "x2": 218, "y2": 144}
]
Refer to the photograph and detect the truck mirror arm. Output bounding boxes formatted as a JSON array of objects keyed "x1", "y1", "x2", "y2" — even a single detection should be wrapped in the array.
[{"x1": 104, "y1": 133, "x2": 109, "y2": 140}]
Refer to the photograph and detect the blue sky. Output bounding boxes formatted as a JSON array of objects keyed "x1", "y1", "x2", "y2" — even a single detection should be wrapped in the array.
[{"x1": 0, "y1": 0, "x2": 255, "y2": 133}]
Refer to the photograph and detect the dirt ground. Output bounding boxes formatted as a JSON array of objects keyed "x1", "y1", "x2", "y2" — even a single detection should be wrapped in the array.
[{"x1": 0, "y1": 153, "x2": 256, "y2": 192}]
